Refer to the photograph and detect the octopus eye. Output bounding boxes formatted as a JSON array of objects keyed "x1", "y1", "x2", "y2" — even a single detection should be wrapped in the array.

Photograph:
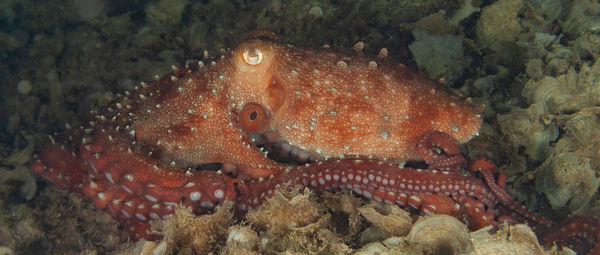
[
  {"x1": 242, "y1": 46, "x2": 263, "y2": 65},
  {"x1": 239, "y1": 103, "x2": 270, "y2": 134}
]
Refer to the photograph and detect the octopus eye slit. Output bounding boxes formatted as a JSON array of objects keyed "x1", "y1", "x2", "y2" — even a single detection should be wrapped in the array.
[
  {"x1": 249, "y1": 110, "x2": 258, "y2": 121},
  {"x1": 242, "y1": 46, "x2": 263, "y2": 65}
]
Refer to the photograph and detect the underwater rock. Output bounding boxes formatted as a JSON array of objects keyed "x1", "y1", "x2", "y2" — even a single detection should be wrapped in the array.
[
  {"x1": 469, "y1": 224, "x2": 551, "y2": 255},
  {"x1": 0, "y1": 166, "x2": 37, "y2": 201},
  {"x1": 522, "y1": 61, "x2": 600, "y2": 114},
  {"x1": 562, "y1": 0, "x2": 600, "y2": 38},
  {"x1": 556, "y1": 107, "x2": 600, "y2": 170},
  {"x1": 475, "y1": 0, "x2": 523, "y2": 64},
  {"x1": 357, "y1": 226, "x2": 392, "y2": 248},
  {"x1": 357, "y1": 202, "x2": 412, "y2": 237},
  {"x1": 0, "y1": 247, "x2": 14, "y2": 255},
  {"x1": 321, "y1": 192, "x2": 363, "y2": 239},
  {"x1": 222, "y1": 225, "x2": 259, "y2": 255},
  {"x1": 535, "y1": 151, "x2": 600, "y2": 212},
  {"x1": 145, "y1": 0, "x2": 189, "y2": 26},
  {"x1": 448, "y1": 0, "x2": 480, "y2": 27},
  {"x1": 409, "y1": 29, "x2": 468, "y2": 83},
  {"x1": 533, "y1": 108, "x2": 600, "y2": 213},
  {"x1": 497, "y1": 104, "x2": 558, "y2": 162},
  {"x1": 525, "y1": 58, "x2": 545, "y2": 81},
  {"x1": 521, "y1": 0, "x2": 562, "y2": 34},
  {"x1": 407, "y1": 215, "x2": 473, "y2": 255}
]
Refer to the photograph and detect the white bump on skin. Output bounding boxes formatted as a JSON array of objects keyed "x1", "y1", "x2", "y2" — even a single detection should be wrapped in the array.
[
  {"x1": 214, "y1": 189, "x2": 224, "y2": 199},
  {"x1": 121, "y1": 184, "x2": 133, "y2": 194},
  {"x1": 124, "y1": 174, "x2": 134, "y2": 182},
  {"x1": 145, "y1": 194, "x2": 158, "y2": 203},
  {"x1": 104, "y1": 173, "x2": 114, "y2": 184},
  {"x1": 363, "y1": 191, "x2": 372, "y2": 199},
  {"x1": 135, "y1": 213, "x2": 147, "y2": 221},
  {"x1": 201, "y1": 201, "x2": 214, "y2": 208},
  {"x1": 190, "y1": 191, "x2": 202, "y2": 201},
  {"x1": 150, "y1": 213, "x2": 160, "y2": 220}
]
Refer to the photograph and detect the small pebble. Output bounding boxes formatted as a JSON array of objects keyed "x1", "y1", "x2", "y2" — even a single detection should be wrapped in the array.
[
  {"x1": 17, "y1": 80, "x2": 32, "y2": 94},
  {"x1": 308, "y1": 6, "x2": 323, "y2": 17}
]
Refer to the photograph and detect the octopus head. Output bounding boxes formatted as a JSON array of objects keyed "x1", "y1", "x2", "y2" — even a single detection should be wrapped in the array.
[
  {"x1": 228, "y1": 35, "x2": 287, "y2": 136},
  {"x1": 231, "y1": 39, "x2": 285, "y2": 106}
]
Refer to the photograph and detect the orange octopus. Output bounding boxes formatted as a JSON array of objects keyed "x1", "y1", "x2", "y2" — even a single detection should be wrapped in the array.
[{"x1": 31, "y1": 31, "x2": 599, "y2": 253}]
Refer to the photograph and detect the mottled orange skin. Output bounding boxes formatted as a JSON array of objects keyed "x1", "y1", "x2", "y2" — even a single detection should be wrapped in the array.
[{"x1": 133, "y1": 37, "x2": 482, "y2": 171}]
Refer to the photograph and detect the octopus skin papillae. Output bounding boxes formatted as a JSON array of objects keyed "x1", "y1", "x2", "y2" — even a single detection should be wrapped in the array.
[{"x1": 30, "y1": 31, "x2": 599, "y2": 254}]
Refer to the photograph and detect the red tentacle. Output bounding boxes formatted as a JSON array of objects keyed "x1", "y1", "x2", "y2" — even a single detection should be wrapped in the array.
[
  {"x1": 417, "y1": 131, "x2": 467, "y2": 171},
  {"x1": 542, "y1": 216, "x2": 600, "y2": 255},
  {"x1": 469, "y1": 159, "x2": 553, "y2": 227}
]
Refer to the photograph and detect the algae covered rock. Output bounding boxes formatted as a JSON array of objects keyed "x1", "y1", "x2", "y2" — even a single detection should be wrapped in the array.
[
  {"x1": 476, "y1": 0, "x2": 523, "y2": 64},
  {"x1": 409, "y1": 29, "x2": 468, "y2": 83}
]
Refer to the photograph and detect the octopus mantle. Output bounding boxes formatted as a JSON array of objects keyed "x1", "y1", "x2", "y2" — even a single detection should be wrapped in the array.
[{"x1": 31, "y1": 32, "x2": 599, "y2": 253}]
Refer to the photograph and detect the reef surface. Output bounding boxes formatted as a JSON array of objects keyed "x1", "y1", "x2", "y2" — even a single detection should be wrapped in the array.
[{"x1": 1, "y1": 0, "x2": 599, "y2": 254}]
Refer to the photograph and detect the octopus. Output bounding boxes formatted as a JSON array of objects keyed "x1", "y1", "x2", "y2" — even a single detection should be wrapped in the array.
[{"x1": 31, "y1": 31, "x2": 599, "y2": 253}]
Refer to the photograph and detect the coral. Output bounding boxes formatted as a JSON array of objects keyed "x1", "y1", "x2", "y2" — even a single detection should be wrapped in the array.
[
  {"x1": 247, "y1": 187, "x2": 322, "y2": 236},
  {"x1": 246, "y1": 188, "x2": 338, "y2": 254},
  {"x1": 150, "y1": 205, "x2": 233, "y2": 254}
]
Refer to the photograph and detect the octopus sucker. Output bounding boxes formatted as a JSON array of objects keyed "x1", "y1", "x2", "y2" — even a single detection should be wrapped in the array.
[{"x1": 30, "y1": 30, "x2": 600, "y2": 253}]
